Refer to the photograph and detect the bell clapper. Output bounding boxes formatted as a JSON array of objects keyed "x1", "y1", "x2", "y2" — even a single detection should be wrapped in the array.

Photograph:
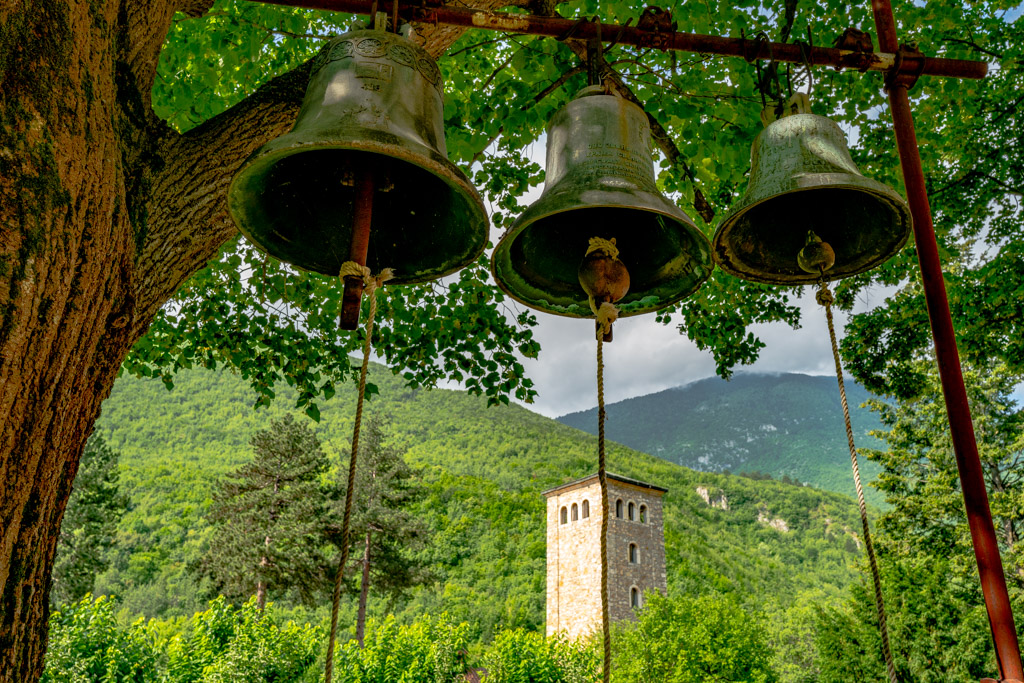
[
  {"x1": 340, "y1": 170, "x2": 376, "y2": 330},
  {"x1": 797, "y1": 230, "x2": 836, "y2": 275},
  {"x1": 578, "y1": 237, "x2": 630, "y2": 342}
]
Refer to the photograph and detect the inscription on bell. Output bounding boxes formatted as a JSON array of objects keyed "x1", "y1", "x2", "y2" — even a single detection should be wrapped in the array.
[
  {"x1": 357, "y1": 62, "x2": 393, "y2": 82},
  {"x1": 579, "y1": 143, "x2": 656, "y2": 187}
]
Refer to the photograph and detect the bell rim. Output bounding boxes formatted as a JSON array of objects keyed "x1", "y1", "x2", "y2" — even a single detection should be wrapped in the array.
[
  {"x1": 491, "y1": 205, "x2": 714, "y2": 319},
  {"x1": 712, "y1": 179, "x2": 913, "y2": 285},
  {"x1": 228, "y1": 134, "x2": 489, "y2": 283}
]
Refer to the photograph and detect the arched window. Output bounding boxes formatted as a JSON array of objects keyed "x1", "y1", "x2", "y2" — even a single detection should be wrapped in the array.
[
  {"x1": 628, "y1": 543, "x2": 638, "y2": 564},
  {"x1": 639, "y1": 505, "x2": 647, "y2": 523},
  {"x1": 571, "y1": 503, "x2": 579, "y2": 521},
  {"x1": 615, "y1": 499, "x2": 623, "y2": 518},
  {"x1": 582, "y1": 500, "x2": 590, "y2": 518},
  {"x1": 560, "y1": 506, "x2": 568, "y2": 525},
  {"x1": 628, "y1": 501, "x2": 636, "y2": 521},
  {"x1": 630, "y1": 586, "x2": 641, "y2": 609}
]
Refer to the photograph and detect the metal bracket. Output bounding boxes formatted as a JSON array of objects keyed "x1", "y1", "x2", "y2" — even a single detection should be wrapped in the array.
[
  {"x1": 834, "y1": 27, "x2": 878, "y2": 72},
  {"x1": 637, "y1": 6, "x2": 676, "y2": 49},
  {"x1": 885, "y1": 42, "x2": 927, "y2": 91}
]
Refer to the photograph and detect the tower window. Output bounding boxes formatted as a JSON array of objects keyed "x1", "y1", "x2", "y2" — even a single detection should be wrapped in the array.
[
  {"x1": 630, "y1": 586, "x2": 641, "y2": 609},
  {"x1": 639, "y1": 505, "x2": 647, "y2": 523},
  {"x1": 628, "y1": 502, "x2": 636, "y2": 521},
  {"x1": 571, "y1": 503, "x2": 579, "y2": 521},
  {"x1": 582, "y1": 500, "x2": 590, "y2": 518},
  {"x1": 629, "y1": 543, "x2": 639, "y2": 564},
  {"x1": 560, "y1": 506, "x2": 568, "y2": 525},
  {"x1": 615, "y1": 499, "x2": 623, "y2": 518}
]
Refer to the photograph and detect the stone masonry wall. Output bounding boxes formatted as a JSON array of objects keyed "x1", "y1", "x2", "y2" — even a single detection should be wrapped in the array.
[{"x1": 545, "y1": 477, "x2": 666, "y2": 639}]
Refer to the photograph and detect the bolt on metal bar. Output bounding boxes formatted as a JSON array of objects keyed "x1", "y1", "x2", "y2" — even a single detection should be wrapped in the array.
[
  {"x1": 259, "y1": 0, "x2": 987, "y2": 79},
  {"x1": 869, "y1": 0, "x2": 1024, "y2": 680}
]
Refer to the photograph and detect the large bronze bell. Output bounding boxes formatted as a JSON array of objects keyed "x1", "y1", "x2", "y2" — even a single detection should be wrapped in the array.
[
  {"x1": 713, "y1": 112, "x2": 912, "y2": 285},
  {"x1": 228, "y1": 29, "x2": 488, "y2": 283},
  {"x1": 491, "y1": 87, "x2": 713, "y2": 318}
]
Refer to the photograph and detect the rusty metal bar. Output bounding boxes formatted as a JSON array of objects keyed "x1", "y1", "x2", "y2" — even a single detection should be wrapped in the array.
[
  {"x1": 870, "y1": 1, "x2": 1023, "y2": 680},
  {"x1": 339, "y1": 170, "x2": 375, "y2": 330},
  {"x1": 260, "y1": 0, "x2": 988, "y2": 79}
]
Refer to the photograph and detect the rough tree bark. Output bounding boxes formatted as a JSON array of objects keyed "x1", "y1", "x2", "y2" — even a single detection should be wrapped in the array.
[{"x1": 0, "y1": 1, "x2": 521, "y2": 679}]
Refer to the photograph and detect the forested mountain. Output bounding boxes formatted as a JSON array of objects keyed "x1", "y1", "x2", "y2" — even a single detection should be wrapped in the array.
[
  {"x1": 558, "y1": 373, "x2": 885, "y2": 504},
  {"x1": 93, "y1": 365, "x2": 869, "y2": 660}
]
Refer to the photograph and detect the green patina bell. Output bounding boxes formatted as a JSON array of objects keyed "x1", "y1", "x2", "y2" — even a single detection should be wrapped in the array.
[
  {"x1": 713, "y1": 111, "x2": 912, "y2": 285},
  {"x1": 491, "y1": 87, "x2": 713, "y2": 318},
  {"x1": 228, "y1": 29, "x2": 488, "y2": 283}
]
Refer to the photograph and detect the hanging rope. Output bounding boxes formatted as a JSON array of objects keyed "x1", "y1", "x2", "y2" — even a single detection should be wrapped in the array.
[
  {"x1": 816, "y1": 280, "x2": 897, "y2": 683},
  {"x1": 596, "y1": 333, "x2": 612, "y2": 683},
  {"x1": 324, "y1": 262, "x2": 394, "y2": 683}
]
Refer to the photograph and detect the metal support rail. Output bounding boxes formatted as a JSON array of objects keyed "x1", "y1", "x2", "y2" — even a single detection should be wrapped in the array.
[
  {"x1": 870, "y1": 0, "x2": 1023, "y2": 680},
  {"x1": 262, "y1": 0, "x2": 987, "y2": 79}
]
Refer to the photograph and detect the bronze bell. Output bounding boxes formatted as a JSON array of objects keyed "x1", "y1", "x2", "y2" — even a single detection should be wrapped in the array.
[
  {"x1": 228, "y1": 29, "x2": 488, "y2": 283},
  {"x1": 491, "y1": 87, "x2": 713, "y2": 318},
  {"x1": 713, "y1": 112, "x2": 912, "y2": 285}
]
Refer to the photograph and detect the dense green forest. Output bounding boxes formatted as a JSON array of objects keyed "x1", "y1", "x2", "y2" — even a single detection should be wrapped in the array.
[
  {"x1": 84, "y1": 365, "x2": 868, "y2": 668},
  {"x1": 558, "y1": 372, "x2": 885, "y2": 505}
]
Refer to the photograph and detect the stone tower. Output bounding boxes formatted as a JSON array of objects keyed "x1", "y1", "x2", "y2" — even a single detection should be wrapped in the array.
[{"x1": 543, "y1": 473, "x2": 667, "y2": 639}]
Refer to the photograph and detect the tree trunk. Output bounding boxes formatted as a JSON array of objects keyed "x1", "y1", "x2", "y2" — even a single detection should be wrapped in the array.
[
  {"x1": 356, "y1": 531, "x2": 372, "y2": 646},
  {"x1": 0, "y1": 1, "x2": 518, "y2": 680}
]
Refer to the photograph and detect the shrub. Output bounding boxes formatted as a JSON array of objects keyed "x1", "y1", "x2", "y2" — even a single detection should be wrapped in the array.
[{"x1": 42, "y1": 595, "x2": 158, "y2": 683}]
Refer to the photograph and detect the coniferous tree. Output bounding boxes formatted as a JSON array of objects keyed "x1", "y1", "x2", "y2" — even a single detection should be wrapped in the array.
[
  {"x1": 338, "y1": 416, "x2": 431, "y2": 645},
  {"x1": 198, "y1": 414, "x2": 335, "y2": 610},
  {"x1": 51, "y1": 433, "x2": 129, "y2": 606}
]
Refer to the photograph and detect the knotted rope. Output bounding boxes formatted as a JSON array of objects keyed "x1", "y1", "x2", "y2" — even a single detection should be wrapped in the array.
[
  {"x1": 324, "y1": 262, "x2": 394, "y2": 683},
  {"x1": 585, "y1": 237, "x2": 621, "y2": 341},
  {"x1": 817, "y1": 280, "x2": 897, "y2": 683},
  {"x1": 596, "y1": 335, "x2": 611, "y2": 683}
]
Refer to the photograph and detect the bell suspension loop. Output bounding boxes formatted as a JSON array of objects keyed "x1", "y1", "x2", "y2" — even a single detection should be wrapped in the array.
[
  {"x1": 799, "y1": 234, "x2": 897, "y2": 683},
  {"x1": 324, "y1": 264, "x2": 394, "y2": 683}
]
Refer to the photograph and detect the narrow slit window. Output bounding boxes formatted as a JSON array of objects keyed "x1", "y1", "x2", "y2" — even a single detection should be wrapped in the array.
[
  {"x1": 628, "y1": 501, "x2": 636, "y2": 521},
  {"x1": 571, "y1": 503, "x2": 579, "y2": 521},
  {"x1": 582, "y1": 500, "x2": 590, "y2": 518},
  {"x1": 560, "y1": 506, "x2": 568, "y2": 525},
  {"x1": 639, "y1": 505, "x2": 647, "y2": 523},
  {"x1": 615, "y1": 499, "x2": 623, "y2": 518},
  {"x1": 630, "y1": 587, "x2": 640, "y2": 609},
  {"x1": 629, "y1": 543, "x2": 638, "y2": 564}
]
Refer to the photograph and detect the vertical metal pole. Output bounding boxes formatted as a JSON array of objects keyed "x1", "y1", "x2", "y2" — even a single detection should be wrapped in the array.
[
  {"x1": 339, "y1": 171, "x2": 375, "y2": 330},
  {"x1": 870, "y1": 1, "x2": 1023, "y2": 679}
]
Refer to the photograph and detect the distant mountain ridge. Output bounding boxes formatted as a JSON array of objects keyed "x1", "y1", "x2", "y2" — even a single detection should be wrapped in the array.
[{"x1": 557, "y1": 372, "x2": 885, "y2": 505}]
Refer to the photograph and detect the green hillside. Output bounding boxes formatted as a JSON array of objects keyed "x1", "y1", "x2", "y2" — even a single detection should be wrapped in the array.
[
  {"x1": 93, "y1": 364, "x2": 869, "y2": 654},
  {"x1": 558, "y1": 373, "x2": 886, "y2": 505}
]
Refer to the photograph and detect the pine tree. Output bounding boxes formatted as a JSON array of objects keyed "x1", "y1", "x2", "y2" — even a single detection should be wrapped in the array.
[
  {"x1": 51, "y1": 433, "x2": 129, "y2": 606},
  {"x1": 198, "y1": 414, "x2": 334, "y2": 610},
  {"x1": 338, "y1": 416, "x2": 432, "y2": 645}
]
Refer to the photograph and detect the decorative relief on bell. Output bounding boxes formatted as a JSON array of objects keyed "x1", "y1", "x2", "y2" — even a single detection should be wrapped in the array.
[{"x1": 309, "y1": 32, "x2": 443, "y2": 92}]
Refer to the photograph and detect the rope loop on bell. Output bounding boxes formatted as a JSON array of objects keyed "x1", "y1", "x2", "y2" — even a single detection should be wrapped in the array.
[
  {"x1": 586, "y1": 236, "x2": 619, "y2": 260},
  {"x1": 591, "y1": 301, "x2": 620, "y2": 340}
]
